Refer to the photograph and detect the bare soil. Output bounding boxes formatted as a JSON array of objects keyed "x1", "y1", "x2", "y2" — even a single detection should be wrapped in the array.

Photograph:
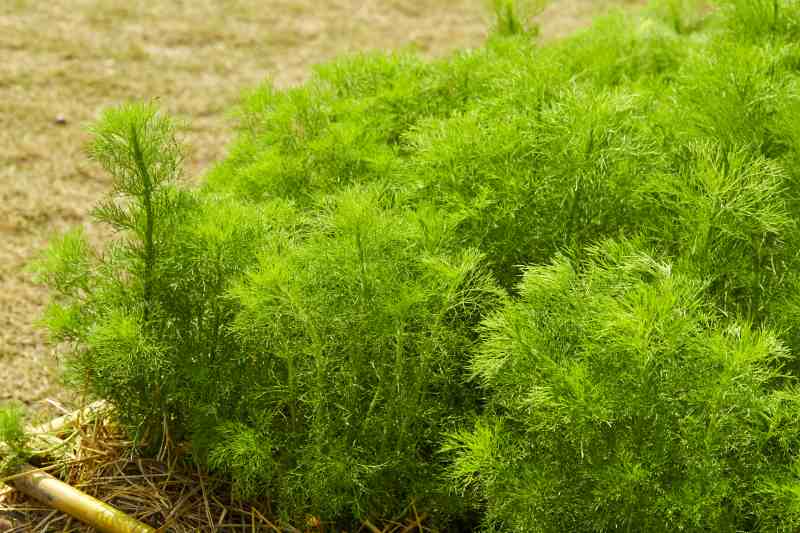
[{"x1": 0, "y1": 0, "x2": 644, "y2": 420}]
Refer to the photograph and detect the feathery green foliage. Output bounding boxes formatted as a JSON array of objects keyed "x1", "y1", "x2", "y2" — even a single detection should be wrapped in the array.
[
  {"x1": 35, "y1": 0, "x2": 800, "y2": 528},
  {"x1": 449, "y1": 241, "x2": 800, "y2": 531},
  {"x1": 0, "y1": 404, "x2": 30, "y2": 476},
  {"x1": 487, "y1": 0, "x2": 544, "y2": 36}
]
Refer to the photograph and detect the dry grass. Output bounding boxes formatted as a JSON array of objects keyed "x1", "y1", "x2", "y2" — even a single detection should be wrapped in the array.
[
  {"x1": 0, "y1": 404, "x2": 434, "y2": 532},
  {"x1": 0, "y1": 0, "x2": 642, "y2": 418}
]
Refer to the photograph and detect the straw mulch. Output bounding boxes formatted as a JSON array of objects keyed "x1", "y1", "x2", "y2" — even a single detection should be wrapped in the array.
[{"x1": 0, "y1": 407, "x2": 432, "y2": 533}]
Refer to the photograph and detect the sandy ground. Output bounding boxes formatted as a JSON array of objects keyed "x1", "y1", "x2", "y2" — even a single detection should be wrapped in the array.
[{"x1": 0, "y1": 0, "x2": 644, "y2": 420}]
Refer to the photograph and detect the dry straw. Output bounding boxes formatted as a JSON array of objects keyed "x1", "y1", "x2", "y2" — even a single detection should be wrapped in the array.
[{"x1": 0, "y1": 403, "x2": 432, "y2": 532}]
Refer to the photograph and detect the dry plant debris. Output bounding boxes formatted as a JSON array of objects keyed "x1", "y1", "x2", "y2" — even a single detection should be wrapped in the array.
[{"x1": 1, "y1": 406, "x2": 435, "y2": 532}]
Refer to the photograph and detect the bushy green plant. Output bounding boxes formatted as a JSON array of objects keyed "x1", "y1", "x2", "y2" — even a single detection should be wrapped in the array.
[
  {"x1": 487, "y1": 0, "x2": 544, "y2": 36},
  {"x1": 0, "y1": 404, "x2": 30, "y2": 477},
  {"x1": 649, "y1": 0, "x2": 708, "y2": 34},
  {"x1": 399, "y1": 84, "x2": 660, "y2": 287},
  {"x1": 209, "y1": 186, "x2": 503, "y2": 520},
  {"x1": 37, "y1": 103, "x2": 503, "y2": 526},
  {"x1": 640, "y1": 143, "x2": 795, "y2": 320},
  {"x1": 36, "y1": 0, "x2": 800, "y2": 528},
  {"x1": 448, "y1": 240, "x2": 800, "y2": 531},
  {"x1": 718, "y1": 0, "x2": 800, "y2": 40}
]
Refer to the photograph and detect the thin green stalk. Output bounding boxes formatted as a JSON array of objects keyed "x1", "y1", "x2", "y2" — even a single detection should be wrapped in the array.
[
  {"x1": 130, "y1": 123, "x2": 156, "y2": 323},
  {"x1": 773, "y1": 0, "x2": 780, "y2": 30},
  {"x1": 565, "y1": 127, "x2": 594, "y2": 256}
]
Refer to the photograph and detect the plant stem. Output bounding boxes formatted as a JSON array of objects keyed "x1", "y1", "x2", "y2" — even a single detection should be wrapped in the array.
[{"x1": 130, "y1": 124, "x2": 156, "y2": 323}]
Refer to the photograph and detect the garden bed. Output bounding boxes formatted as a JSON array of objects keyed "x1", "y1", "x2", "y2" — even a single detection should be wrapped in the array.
[{"x1": 8, "y1": 1, "x2": 800, "y2": 530}]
